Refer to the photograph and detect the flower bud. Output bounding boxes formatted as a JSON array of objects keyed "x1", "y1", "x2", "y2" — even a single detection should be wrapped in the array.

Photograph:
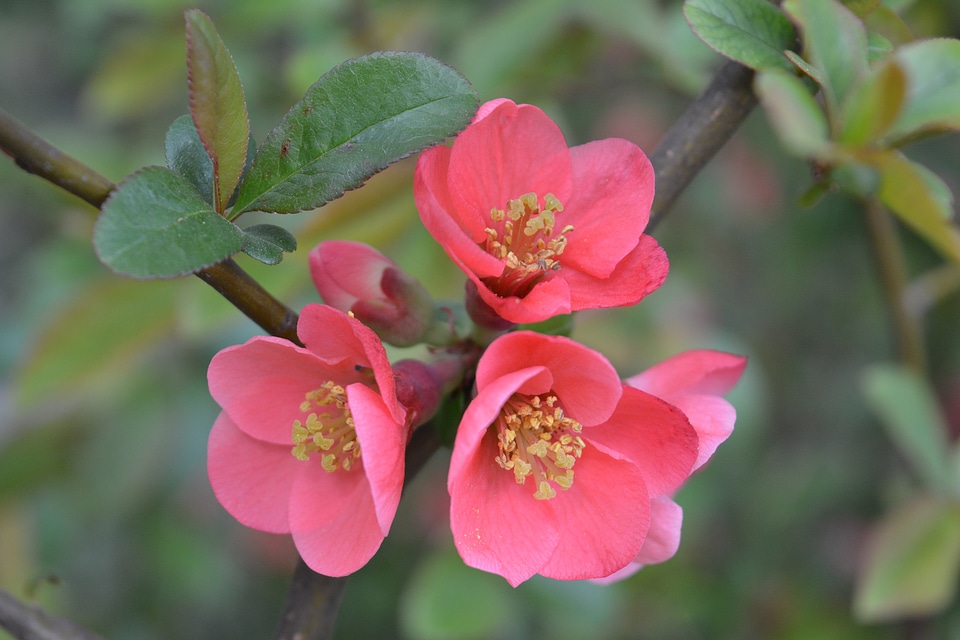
[{"x1": 310, "y1": 240, "x2": 437, "y2": 346}]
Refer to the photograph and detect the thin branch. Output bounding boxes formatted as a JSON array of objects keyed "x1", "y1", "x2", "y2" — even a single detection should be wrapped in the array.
[
  {"x1": 863, "y1": 197, "x2": 927, "y2": 373},
  {"x1": 0, "y1": 588, "x2": 103, "y2": 640},
  {"x1": 648, "y1": 59, "x2": 757, "y2": 230},
  {"x1": 0, "y1": 106, "x2": 301, "y2": 343}
]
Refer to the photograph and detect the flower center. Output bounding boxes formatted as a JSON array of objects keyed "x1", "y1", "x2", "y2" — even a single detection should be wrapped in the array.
[
  {"x1": 494, "y1": 392, "x2": 584, "y2": 500},
  {"x1": 481, "y1": 192, "x2": 573, "y2": 298},
  {"x1": 291, "y1": 381, "x2": 361, "y2": 472}
]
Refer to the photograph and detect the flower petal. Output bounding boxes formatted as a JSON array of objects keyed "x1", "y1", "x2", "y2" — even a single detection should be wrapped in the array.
[
  {"x1": 476, "y1": 332, "x2": 622, "y2": 425},
  {"x1": 588, "y1": 386, "x2": 698, "y2": 498},
  {"x1": 289, "y1": 464, "x2": 384, "y2": 577},
  {"x1": 668, "y1": 395, "x2": 737, "y2": 471},
  {"x1": 471, "y1": 272, "x2": 573, "y2": 325},
  {"x1": 562, "y1": 139, "x2": 655, "y2": 278},
  {"x1": 449, "y1": 427, "x2": 560, "y2": 587},
  {"x1": 207, "y1": 412, "x2": 300, "y2": 533},
  {"x1": 208, "y1": 337, "x2": 352, "y2": 445},
  {"x1": 347, "y1": 382, "x2": 405, "y2": 533},
  {"x1": 589, "y1": 496, "x2": 682, "y2": 585},
  {"x1": 538, "y1": 445, "x2": 650, "y2": 581},
  {"x1": 563, "y1": 234, "x2": 669, "y2": 311},
  {"x1": 633, "y1": 496, "x2": 683, "y2": 565},
  {"x1": 447, "y1": 100, "x2": 573, "y2": 222},
  {"x1": 627, "y1": 350, "x2": 747, "y2": 398},
  {"x1": 309, "y1": 240, "x2": 392, "y2": 310},
  {"x1": 449, "y1": 366, "x2": 550, "y2": 488},
  {"x1": 298, "y1": 304, "x2": 403, "y2": 425}
]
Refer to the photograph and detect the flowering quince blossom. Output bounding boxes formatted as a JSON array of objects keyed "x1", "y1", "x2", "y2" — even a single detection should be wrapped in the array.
[
  {"x1": 447, "y1": 331, "x2": 699, "y2": 586},
  {"x1": 414, "y1": 98, "x2": 668, "y2": 325},
  {"x1": 594, "y1": 349, "x2": 747, "y2": 584},
  {"x1": 309, "y1": 240, "x2": 435, "y2": 346},
  {"x1": 206, "y1": 304, "x2": 408, "y2": 577}
]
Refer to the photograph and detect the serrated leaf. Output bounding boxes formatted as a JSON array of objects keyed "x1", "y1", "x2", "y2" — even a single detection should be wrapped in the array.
[
  {"x1": 240, "y1": 224, "x2": 298, "y2": 265},
  {"x1": 855, "y1": 496, "x2": 960, "y2": 621},
  {"x1": 15, "y1": 278, "x2": 177, "y2": 407},
  {"x1": 888, "y1": 38, "x2": 960, "y2": 140},
  {"x1": 840, "y1": 59, "x2": 906, "y2": 144},
  {"x1": 784, "y1": 0, "x2": 869, "y2": 127},
  {"x1": 165, "y1": 114, "x2": 214, "y2": 204},
  {"x1": 867, "y1": 150, "x2": 960, "y2": 267},
  {"x1": 683, "y1": 0, "x2": 796, "y2": 71},
  {"x1": 185, "y1": 9, "x2": 250, "y2": 214},
  {"x1": 231, "y1": 51, "x2": 477, "y2": 215},
  {"x1": 754, "y1": 70, "x2": 830, "y2": 157},
  {"x1": 862, "y1": 364, "x2": 953, "y2": 492},
  {"x1": 94, "y1": 166, "x2": 245, "y2": 278}
]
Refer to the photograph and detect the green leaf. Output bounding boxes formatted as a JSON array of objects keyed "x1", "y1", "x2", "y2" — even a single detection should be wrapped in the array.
[
  {"x1": 94, "y1": 166, "x2": 245, "y2": 278},
  {"x1": 861, "y1": 364, "x2": 953, "y2": 492},
  {"x1": 683, "y1": 0, "x2": 796, "y2": 71},
  {"x1": 185, "y1": 9, "x2": 250, "y2": 214},
  {"x1": 868, "y1": 150, "x2": 960, "y2": 267},
  {"x1": 754, "y1": 70, "x2": 831, "y2": 157},
  {"x1": 240, "y1": 224, "x2": 298, "y2": 265},
  {"x1": 784, "y1": 0, "x2": 869, "y2": 125},
  {"x1": 854, "y1": 495, "x2": 960, "y2": 621},
  {"x1": 165, "y1": 114, "x2": 214, "y2": 204},
  {"x1": 888, "y1": 38, "x2": 960, "y2": 139},
  {"x1": 231, "y1": 52, "x2": 476, "y2": 216},
  {"x1": 839, "y1": 59, "x2": 906, "y2": 144}
]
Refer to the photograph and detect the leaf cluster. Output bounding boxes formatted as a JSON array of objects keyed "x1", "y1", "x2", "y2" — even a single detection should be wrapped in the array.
[{"x1": 92, "y1": 10, "x2": 478, "y2": 279}]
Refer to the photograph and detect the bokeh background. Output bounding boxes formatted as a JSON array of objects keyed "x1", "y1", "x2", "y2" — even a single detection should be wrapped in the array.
[{"x1": 2, "y1": 0, "x2": 960, "y2": 638}]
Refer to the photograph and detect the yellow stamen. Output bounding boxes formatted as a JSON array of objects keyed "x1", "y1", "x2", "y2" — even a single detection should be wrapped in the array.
[
  {"x1": 291, "y1": 381, "x2": 361, "y2": 472},
  {"x1": 481, "y1": 192, "x2": 572, "y2": 298},
  {"x1": 494, "y1": 393, "x2": 584, "y2": 500}
]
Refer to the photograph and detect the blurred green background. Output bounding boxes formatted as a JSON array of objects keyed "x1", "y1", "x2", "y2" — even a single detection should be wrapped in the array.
[{"x1": 2, "y1": 0, "x2": 960, "y2": 638}]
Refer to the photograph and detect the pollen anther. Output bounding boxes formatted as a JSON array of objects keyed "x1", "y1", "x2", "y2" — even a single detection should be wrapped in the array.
[
  {"x1": 481, "y1": 192, "x2": 572, "y2": 298},
  {"x1": 494, "y1": 392, "x2": 584, "y2": 500},
  {"x1": 291, "y1": 381, "x2": 361, "y2": 472}
]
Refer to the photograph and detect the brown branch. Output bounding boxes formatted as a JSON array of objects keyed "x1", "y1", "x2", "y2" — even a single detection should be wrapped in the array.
[
  {"x1": 0, "y1": 107, "x2": 301, "y2": 343},
  {"x1": 863, "y1": 197, "x2": 927, "y2": 372},
  {"x1": 0, "y1": 588, "x2": 103, "y2": 640},
  {"x1": 648, "y1": 59, "x2": 758, "y2": 230}
]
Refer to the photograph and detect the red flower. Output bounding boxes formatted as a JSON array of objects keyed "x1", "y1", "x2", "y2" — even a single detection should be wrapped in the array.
[
  {"x1": 595, "y1": 349, "x2": 746, "y2": 582},
  {"x1": 447, "y1": 331, "x2": 698, "y2": 585},
  {"x1": 309, "y1": 240, "x2": 436, "y2": 346},
  {"x1": 414, "y1": 98, "x2": 668, "y2": 325},
  {"x1": 206, "y1": 304, "x2": 408, "y2": 577}
]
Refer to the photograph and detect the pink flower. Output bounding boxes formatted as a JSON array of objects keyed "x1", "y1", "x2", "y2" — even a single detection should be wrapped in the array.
[
  {"x1": 447, "y1": 331, "x2": 698, "y2": 586},
  {"x1": 309, "y1": 240, "x2": 435, "y2": 346},
  {"x1": 414, "y1": 98, "x2": 668, "y2": 325},
  {"x1": 596, "y1": 349, "x2": 746, "y2": 583},
  {"x1": 206, "y1": 304, "x2": 408, "y2": 577}
]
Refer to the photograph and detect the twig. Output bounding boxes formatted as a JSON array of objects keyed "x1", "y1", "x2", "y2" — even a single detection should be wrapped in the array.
[
  {"x1": 0, "y1": 107, "x2": 301, "y2": 343},
  {"x1": 863, "y1": 197, "x2": 927, "y2": 372},
  {"x1": 648, "y1": 59, "x2": 757, "y2": 230},
  {"x1": 0, "y1": 588, "x2": 103, "y2": 640}
]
